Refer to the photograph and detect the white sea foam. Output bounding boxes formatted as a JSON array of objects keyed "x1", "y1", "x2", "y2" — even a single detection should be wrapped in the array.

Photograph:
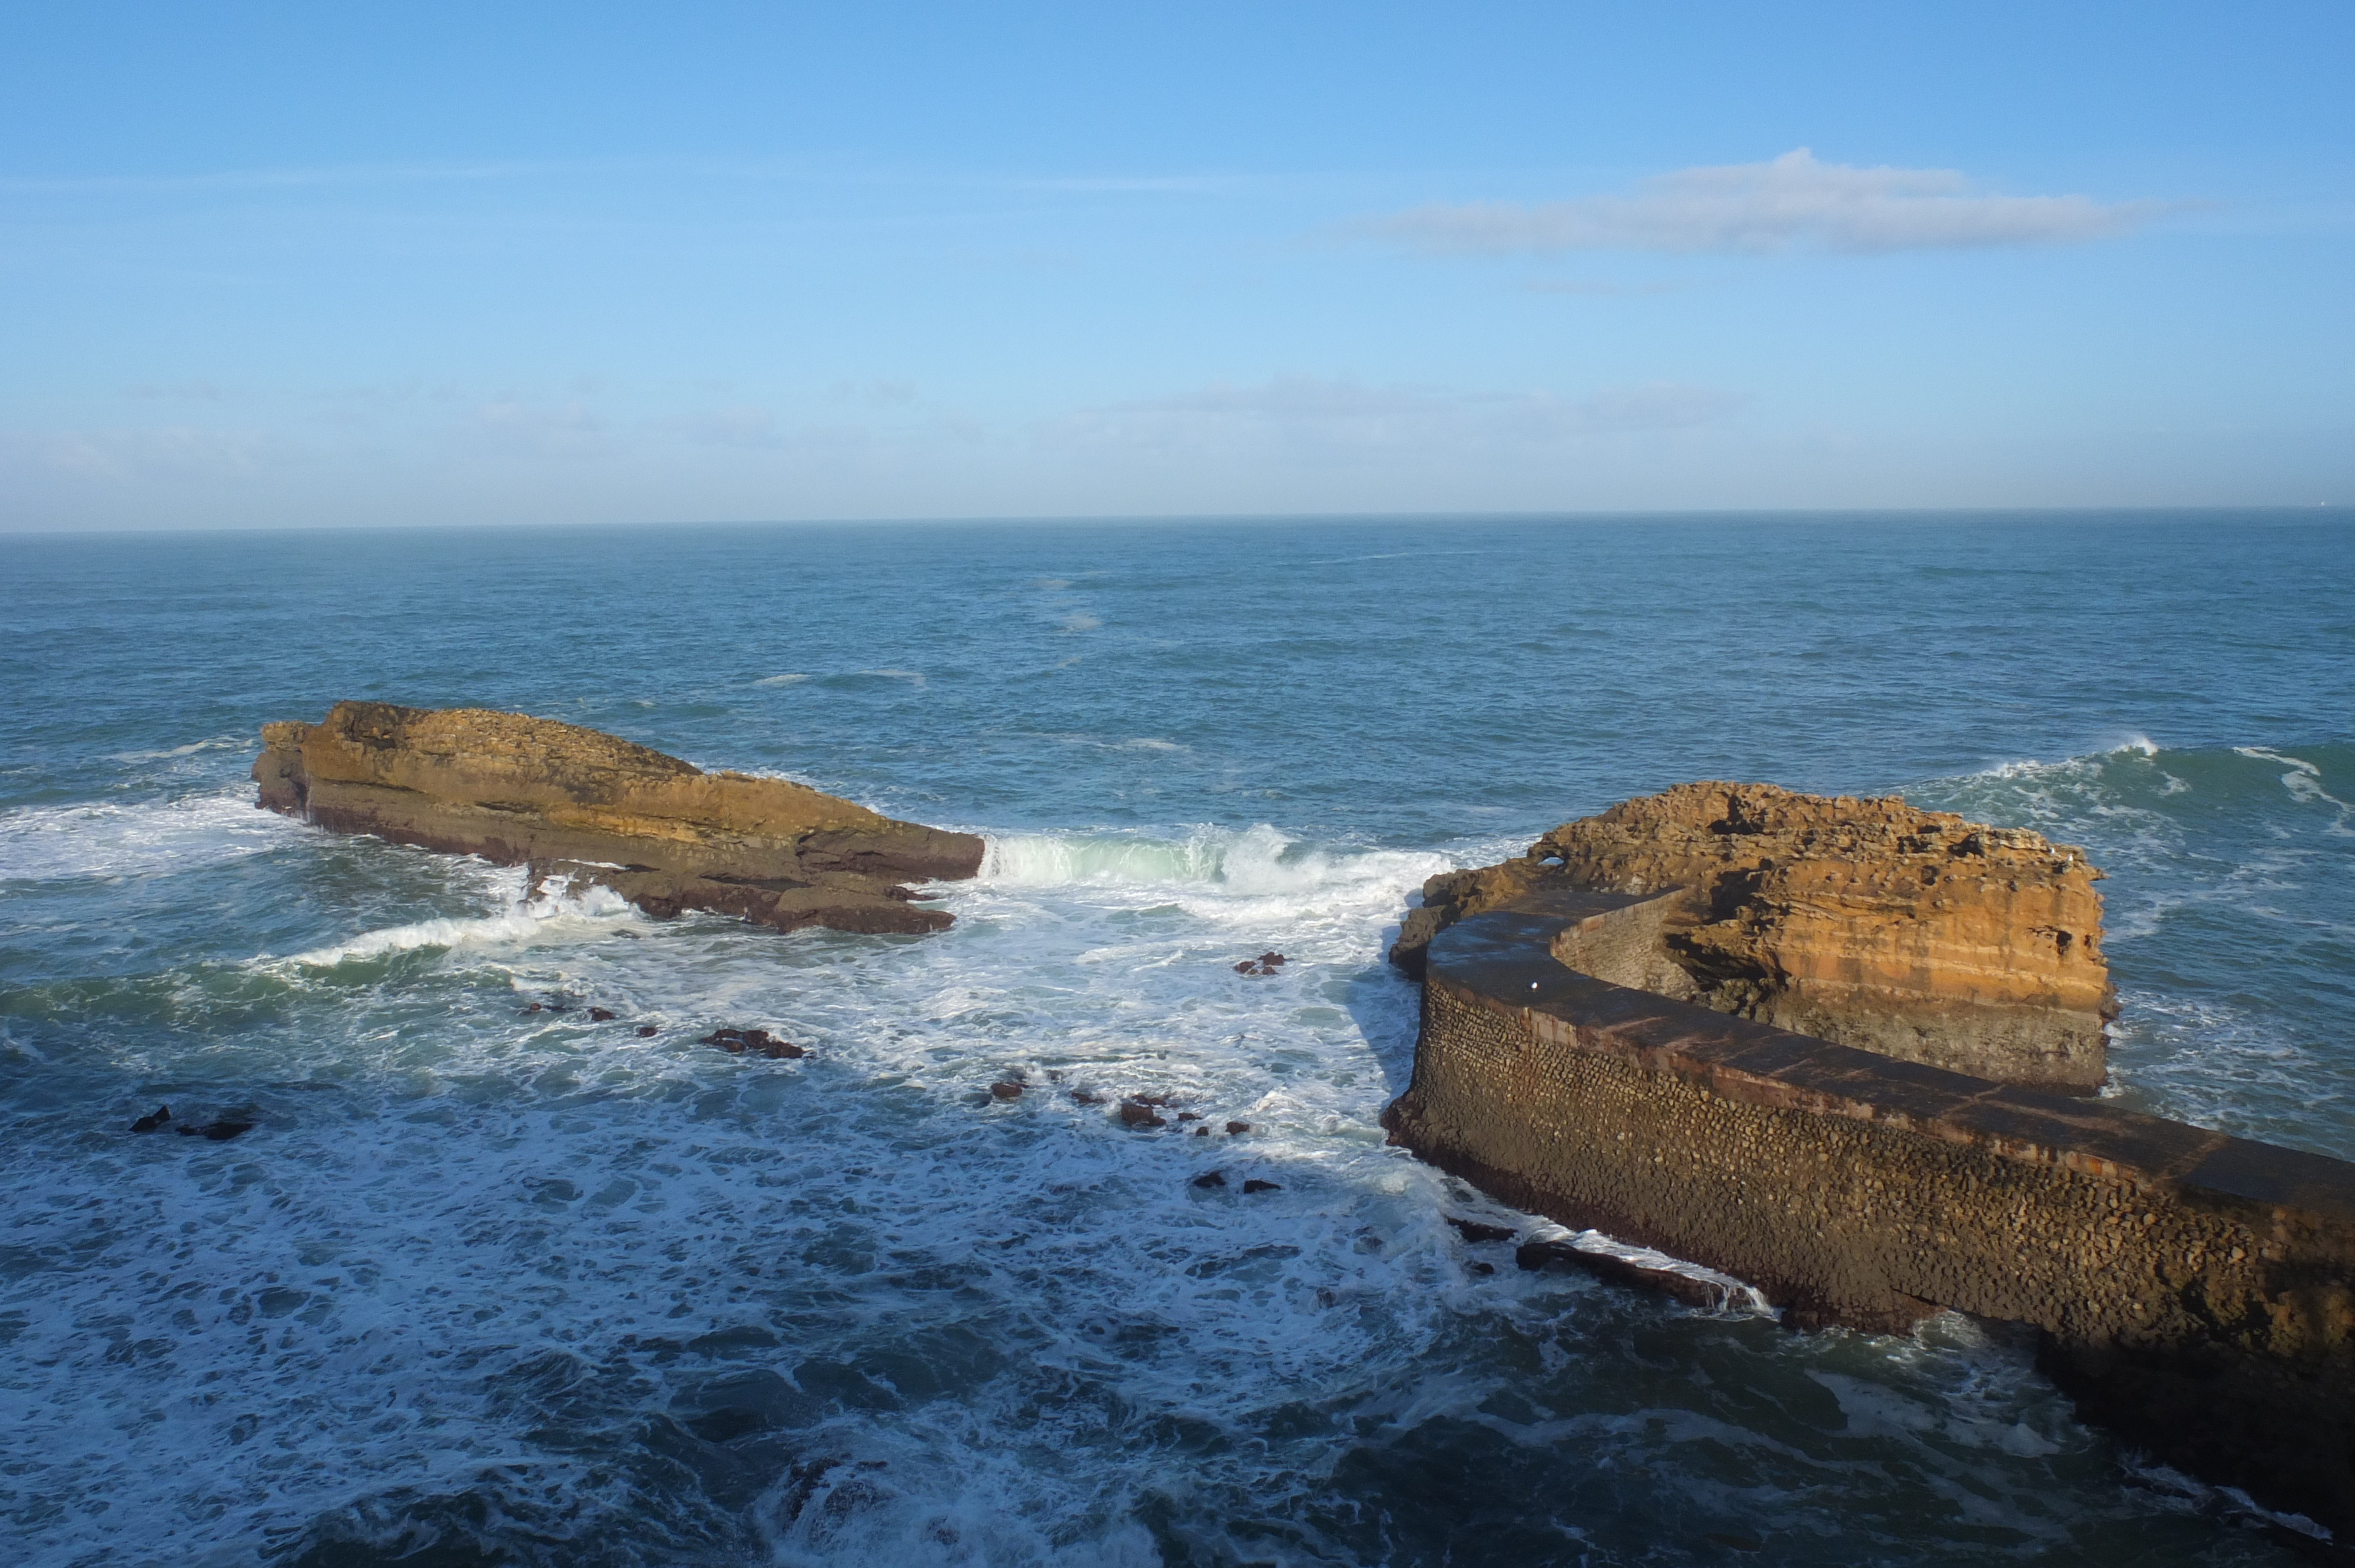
[
  {"x1": 272, "y1": 876, "x2": 645, "y2": 969},
  {"x1": 0, "y1": 788, "x2": 301, "y2": 883},
  {"x1": 2236, "y1": 746, "x2": 2354, "y2": 834},
  {"x1": 754, "y1": 673, "x2": 810, "y2": 686}
]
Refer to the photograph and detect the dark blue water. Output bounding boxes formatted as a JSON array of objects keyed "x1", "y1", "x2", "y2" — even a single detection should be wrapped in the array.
[{"x1": 3, "y1": 513, "x2": 2350, "y2": 1565}]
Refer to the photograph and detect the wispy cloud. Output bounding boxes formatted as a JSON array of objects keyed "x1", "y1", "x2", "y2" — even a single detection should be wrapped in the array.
[
  {"x1": 1366, "y1": 148, "x2": 2168, "y2": 256},
  {"x1": 1054, "y1": 375, "x2": 1744, "y2": 457}
]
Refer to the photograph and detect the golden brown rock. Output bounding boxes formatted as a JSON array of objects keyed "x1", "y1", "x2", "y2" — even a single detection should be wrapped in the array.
[
  {"x1": 1392, "y1": 782, "x2": 2112, "y2": 1089},
  {"x1": 254, "y1": 702, "x2": 984, "y2": 935}
]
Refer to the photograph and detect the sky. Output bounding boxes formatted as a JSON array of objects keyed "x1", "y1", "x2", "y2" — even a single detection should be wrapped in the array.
[{"x1": 1, "y1": 1, "x2": 2349, "y2": 530}]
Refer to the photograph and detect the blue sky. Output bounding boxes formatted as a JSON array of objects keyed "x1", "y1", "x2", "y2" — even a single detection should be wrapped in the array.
[{"x1": 2, "y1": 1, "x2": 2348, "y2": 528}]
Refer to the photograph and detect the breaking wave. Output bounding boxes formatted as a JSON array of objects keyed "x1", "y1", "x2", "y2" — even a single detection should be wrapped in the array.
[{"x1": 0, "y1": 788, "x2": 301, "y2": 883}]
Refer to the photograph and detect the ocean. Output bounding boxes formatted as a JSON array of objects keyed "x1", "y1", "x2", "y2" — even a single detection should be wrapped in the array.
[{"x1": 2, "y1": 512, "x2": 2350, "y2": 1566}]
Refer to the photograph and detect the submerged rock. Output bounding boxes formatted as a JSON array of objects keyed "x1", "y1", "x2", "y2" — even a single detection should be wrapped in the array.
[
  {"x1": 1117, "y1": 1101, "x2": 1167, "y2": 1130},
  {"x1": 703, "y1": 1028, "x2": 805, "y2": 1059},
  {"x1": 1242, "y1": 1179, "x2": 1281, "y2": 1194},
  {"x1": 176, "y1": 1119, "x2": 255, "y2": 1142},
  {"x1": 1515, "y1": 1240, "x2": 1737, "y2": 1310},
  {"x1": 1233, "y1": 951, "x2": 1288, "y2": 976},
  {"x1": 253, "y1": 702, "x2": 985, "y2": 937},
  {"x1": 129, "y1": 1105, "x2": 171, "y2": 1134},
  {"x1": 1445, "y1": 1217, "x2": 1516, "y2": 1244},
  {"x1": 989, "y1": 1081, "x2": 1025, "y2": 1101},
  {"x1": 1392, "y1": 780, "x2": 2113, "y2": 1088}
]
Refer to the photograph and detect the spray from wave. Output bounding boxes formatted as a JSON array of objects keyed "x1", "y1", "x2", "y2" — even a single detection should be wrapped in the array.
[{"x1": 270, "y1": 874, "x2": 645, "y2": 971}]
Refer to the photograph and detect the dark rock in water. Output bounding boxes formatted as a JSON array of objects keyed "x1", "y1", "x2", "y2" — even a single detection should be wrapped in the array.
[
  {"x1": 1192, "y1": 1171, "x2": 1228, "y2": 1189},
  {"x1": 702, "y1": 1028, "x2": 805, "y2": 1059},
  {"x1": 636, "y1": 1025, "x2": 658, "y2": 1037},
  {"x1": 589, "y1": 1007, "x2": 616, "y2": 1022},
  {"x1": 130, "y1": 1105, "x2": 172, "y2": 1134},
  {"x1": 1515, "y1": 1240, "x2": 1731, "y2": 1309},
  {"x1": 251, "y1": 701, "x2": 986, "y2": 938},
  {"x1": 1470, "y1": 1261, "x2": 1496, "y2": 1276},
  {"x1": 1447, "y1": 1217, "x2": 1517, "y2": 1244},
  {"x1": 1193, "y1": 1126, "x2": 1210, "y2": 1137},
  {"x1": 1242, "y1": 1179, "x2": 1281, "y2": 1194},
  {"x1": 1233, "y1": 951, "x2": 1291, "y2": 976},
  {"x1": 1118, "y1": 1101, "x2": 1167, "y2": 1130},
  {"x1": 1070, "y1": 1089, "x2": 1105, "y2": 1105},
  {"x1": 177, "y1": 1119, "x2": 255, "y2": 1142},
  {"x1": 1225, "y1": 1121, "x2": 1251, "y2": 1135},
  {"x1": 1176, "y1": 1111, "x2": 1202, "y2": 1122},
  {"x1": 524, "y1": 1003, "x2": 545, "y2": 1013},
  {"x1": 990, "y1": 1082, "x2": 1025, "y2": 1101}
]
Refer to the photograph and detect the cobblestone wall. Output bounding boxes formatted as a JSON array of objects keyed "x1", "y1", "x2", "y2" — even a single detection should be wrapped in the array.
[{"x1": 1385, "y1": 899, "x2": 2355, "y2": 1533}]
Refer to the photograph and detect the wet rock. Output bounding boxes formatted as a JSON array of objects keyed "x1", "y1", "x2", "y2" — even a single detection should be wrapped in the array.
[
  {"x1": 1070, "y1": 1089, "x2": 1105, "y2": 1105},
  {"x1": 1447, "y1": 1217, "x2": 1517, "y2": 1244},
  {"x1": 1176, "y1": 1111, "x2": 1202, "y2": 1122},
  {"x1": 589, "y1": 1007, "x2": 617, "y2": 1022},
  {"x1": 1515, "y1": 1240, "x2": 1732, "y2": 1310},
  {"x1": 1469, "y1": 1261, "x2": 1496, "y2": 1277},
  {"x1": 990, "y1": 1082, "x2": 1025, "y2": 1101},
  {"x1": 1118, "y1": 1101, "x2": 1167, "y2": 1130},
  {"x1": 702, "y1": 1028, "x2": 806, "y2": 1059},
  {"x1": 177, "y1": 1119, "x2": 255, "y2": 1142},
  {"x1": 637, "y1": 1025, "x2": 659, "y2": 1037},
  {"x1": 251, "y1": 701, "x2": 986, "y2": 938},
  {"x1": 1192, "y1": 1171, "x2": 1228, "y2": 1189},
  {"x1": 129, "y1": 1105, "x2": 171, "y2": 1134},
  {"x1": 1225, "y1": 1121, "x2": 1251, "y2": 1135},
  {"x1": 1242, "y1": 1179, "x2": 1281, "y2": 1194},
  {"x1": 1233, "y1": 951, "x2": 1290, "y2": 976},
  {"x1": 1193, "y1": 1126, "x2": 1210, "y2": 1137}
]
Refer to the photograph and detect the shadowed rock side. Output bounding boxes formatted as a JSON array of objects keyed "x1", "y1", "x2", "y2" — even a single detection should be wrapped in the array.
[
  {"x1": 254, "y1": 702, "x2": 985, "y2": 935},
  {"x1": 1385, "y1": 895, "x2": 2355, "y2": 1539},
  {"x1": 1392, "y1": 782, "x2": 2115, "y2": 1091}
]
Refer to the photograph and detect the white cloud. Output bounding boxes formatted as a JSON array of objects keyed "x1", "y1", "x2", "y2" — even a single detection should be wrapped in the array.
[{"x1": 1369, "y1": 148, "x2": 2166, "y2": 256}]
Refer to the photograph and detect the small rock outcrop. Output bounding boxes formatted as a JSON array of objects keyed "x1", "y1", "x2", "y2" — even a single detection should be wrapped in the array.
[
  {"x1": 254, "y1": 702, "x2": 985, "y2": 936},
  {"x1": 1392, "y1": 782, "x2": 2112, "y2": 1089}
]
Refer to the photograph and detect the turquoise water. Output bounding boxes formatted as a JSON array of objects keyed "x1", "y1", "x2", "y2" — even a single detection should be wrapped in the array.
[{"x1": 2, "y1": 513, "x2": 2350, "y2": 1566}]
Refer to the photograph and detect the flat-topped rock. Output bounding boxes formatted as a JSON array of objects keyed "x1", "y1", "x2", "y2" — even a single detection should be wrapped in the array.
[
  {"x1": 254, "y1": 702, "x2": 985, "y2": 935},
  {"x1": 1394, "y1": 782, "x2": 2112, "y2": 1089}
]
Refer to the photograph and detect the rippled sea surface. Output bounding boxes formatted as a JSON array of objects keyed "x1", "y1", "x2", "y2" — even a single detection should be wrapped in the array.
[{"x1": 3, "y1": 513, "x2": 2351, "y2": 1567}]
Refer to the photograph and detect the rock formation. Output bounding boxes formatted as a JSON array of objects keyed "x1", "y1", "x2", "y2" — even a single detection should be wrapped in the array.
[
  {"x1": 254, "y1": 702, "x2": 984, "y2": 935},
  {"x1": 1387, "y1": 895, "x2": 2355, "y2": 1536},
  {"x1": 1392, "y1": 782, "x2": 2112, "y2": 1089}
]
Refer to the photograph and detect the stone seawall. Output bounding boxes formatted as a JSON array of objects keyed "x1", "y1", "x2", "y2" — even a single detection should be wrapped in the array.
[{"x1": 1384, "y1": 892, "x2": 2355, "y2": 1534}]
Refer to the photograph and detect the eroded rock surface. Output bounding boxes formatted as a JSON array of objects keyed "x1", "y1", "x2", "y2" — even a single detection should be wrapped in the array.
[
  {"x1": 1392, "y1": 781, "x2": 2112, "y2": 1088},
  {"x1": 254, "y1": 702, "x2": 984, "y2": 935}
]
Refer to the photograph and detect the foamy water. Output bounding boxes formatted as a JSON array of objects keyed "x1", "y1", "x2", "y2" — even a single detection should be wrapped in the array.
[{"x1": 3, "y1": 514, "x2": 2347, "y2": 1566}]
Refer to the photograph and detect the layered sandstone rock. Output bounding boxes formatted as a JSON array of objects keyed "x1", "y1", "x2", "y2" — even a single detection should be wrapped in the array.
[
  {"x1": 1392, "y1": 782, "x2": 2113, "y2": 1089},
  {"x1": 254, "y1": 702, "x2": 984, "y2": 935}
]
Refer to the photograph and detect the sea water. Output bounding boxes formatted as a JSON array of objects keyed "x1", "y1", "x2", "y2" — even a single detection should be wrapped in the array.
[{"x1": 1, "y1": 513, "x2": 2349, "y2": 1567}]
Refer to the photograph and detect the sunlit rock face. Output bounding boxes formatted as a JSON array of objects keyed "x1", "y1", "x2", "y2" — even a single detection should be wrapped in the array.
[
  {"x1": 1392, "y1": 781, "x2": 2112, "y2": 1090},
  {"x1": 254, "y1": 701, "x2": 984, "y2": 935}
]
